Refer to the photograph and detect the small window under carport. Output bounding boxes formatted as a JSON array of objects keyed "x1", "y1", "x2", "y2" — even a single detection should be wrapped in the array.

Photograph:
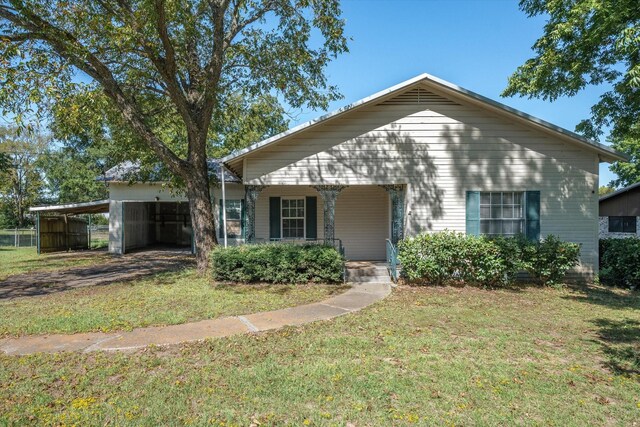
[{"x1": 29, "y1": 200, "x2": 110, "y2": 254}]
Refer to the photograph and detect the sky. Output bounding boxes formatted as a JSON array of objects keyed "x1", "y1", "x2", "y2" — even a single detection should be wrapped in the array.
[{"x1": 293, "y1": 0, "x2": 617, "y2": 186}]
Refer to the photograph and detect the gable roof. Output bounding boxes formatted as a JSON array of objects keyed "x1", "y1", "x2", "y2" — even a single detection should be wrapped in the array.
[
  {"x1": 599, "y1": 181, "x2": 640, "y2": 203},
  {"x1": 221, "y1": 73, "x2": 626, "y2": 175}
]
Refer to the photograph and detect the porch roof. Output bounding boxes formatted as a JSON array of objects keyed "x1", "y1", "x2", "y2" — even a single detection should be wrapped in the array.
[{"x1": 29, "y1": 200, "x2": 110, "y2": 215}]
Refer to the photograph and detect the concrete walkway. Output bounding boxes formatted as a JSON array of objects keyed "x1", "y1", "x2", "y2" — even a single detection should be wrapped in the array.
[{"x1": 0, "y1": 282, "x2": 391, "y2": 356}]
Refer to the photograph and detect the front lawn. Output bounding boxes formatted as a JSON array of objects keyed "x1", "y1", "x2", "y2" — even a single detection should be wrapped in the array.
[
  {"x1": 1, "y1": 284, "x2": 639, "y2": 425},
  {"x1": 0, "y1": 269, "x2": 347, "y2": 337},
  {"x1": 0, "y1": 247, "x2": 107, "y2": 281}
]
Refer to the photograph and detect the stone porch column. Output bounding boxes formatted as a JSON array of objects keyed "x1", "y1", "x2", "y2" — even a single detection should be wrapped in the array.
[
  {"x1": 312, "y1": 185, "x2": 347, "y2": 242},
  {"x1": 382, "y1": 184, "x2": 406, "y2": 245},
  {"x1": 244, "y1": 185, "x2": 267, "y2": 242}
]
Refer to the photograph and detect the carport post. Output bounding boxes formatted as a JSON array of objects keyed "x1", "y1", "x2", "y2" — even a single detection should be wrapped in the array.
[
  {"x1": 221, "y1": 163, "x2": 228, "y2": 248},
  {"x1": 88, "y1": 214, "x2": 92, "y2": 250},
  {"x1": 36, "y1": 212, "x2": 40, "y2": 254}
]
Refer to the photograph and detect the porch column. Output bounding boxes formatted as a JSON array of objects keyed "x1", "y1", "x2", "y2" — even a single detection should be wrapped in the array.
[
  {"x1": 382, "y1": 184, "x2": 406, "y2": 245},
  {"x1": 312, "y1": 185, "x2": 347, "y2": 242},
  {"x1": 244, "y1": 185, "x2": 267, "y2": 243}
]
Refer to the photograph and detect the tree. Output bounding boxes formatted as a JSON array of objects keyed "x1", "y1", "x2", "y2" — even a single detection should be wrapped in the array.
[
  {"x1": 40, "y1": 145, "x2": 109, "y2": 204},
  {"x1": 503, "y1": 0, "x2": 640, "y2": 186},
  {"x1": 0, "y1": 0, "x2": 348, "y2": 270},
  {"x1": 598, "y1": 186, "x2": 615, "y2": 196},
  {"x1": 0, "y1": 126, "x2": 46, "y2": 227}
]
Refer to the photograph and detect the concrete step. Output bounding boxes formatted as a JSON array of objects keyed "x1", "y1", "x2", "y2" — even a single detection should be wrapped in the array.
[
  {"x1": 345, "y1": 261, "x2": 392, "y2": 284},
  {"x1": 348, "y1": 275, "x2": 392, "y2": 284}
]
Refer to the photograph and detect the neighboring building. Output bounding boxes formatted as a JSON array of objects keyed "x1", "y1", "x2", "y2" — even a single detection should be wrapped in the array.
[
  {"x1": 102, "y1": 73, "x2": 625, "y2": 279},
  {"x1": 599, "y1": 182, "x2": 640, "y2": 239}
]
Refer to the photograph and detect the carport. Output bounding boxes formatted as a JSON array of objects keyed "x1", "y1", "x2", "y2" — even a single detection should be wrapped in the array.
[
  {"x1": 115, "y1": 201, "x2": 193, "y2": 254},
  {"x1": 29, "y1": 200, "x2": 110, "y2": 254}
]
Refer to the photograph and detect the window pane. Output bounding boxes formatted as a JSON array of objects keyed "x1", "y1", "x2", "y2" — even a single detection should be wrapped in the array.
[
  {"x1": 480, "y1": 206, "x2": 490, "y2": 219},
  {"x1": 513, "y1": 192, "x2": 522, "y2": 204},
  {"x1": 226, "y1": 220, "x2": 241, "y2": 237},
  {"x1": 489, "y1": 220, "x2": 501, "y2": 235},
  {"x1": 481, "y1": 193, "x2": 490, "y2": 204},
  {"x1": 623, "y1": 216, "x2": 637, "y2": 233},
  {"x1": 491, "y1": 192, "x2": 502, "y2": 204},
  {"x1": 491, "y1": 205, "x2": 502, "y2": 219},
  {"x1": 503, "y1": 193, "x2": 513, "y2": 204},
  {"x1": 480, "y1": 221, "x2": 490, "y2": 234},
  {"x1": 609, "y1": 217, "x2": 623, "y2": 232}
]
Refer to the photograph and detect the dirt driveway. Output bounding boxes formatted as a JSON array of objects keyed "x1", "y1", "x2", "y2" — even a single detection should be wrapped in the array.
[{"x1": 0, "y1": 250, "x2": 195, "y2": 300}]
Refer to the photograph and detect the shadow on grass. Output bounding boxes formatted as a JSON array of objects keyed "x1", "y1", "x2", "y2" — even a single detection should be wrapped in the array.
[
  {"x1": 562, "y1": 284, "x2": 640, "y2": 310},
  {"x1": 592, "y1": 318, "x2": 640, "y2": 376},
  {"x1": 213, "y1": 282, "x2": 351, "y2": 296}
]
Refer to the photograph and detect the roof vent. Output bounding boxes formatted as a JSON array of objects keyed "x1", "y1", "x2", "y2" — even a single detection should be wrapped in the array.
[{"x1": 378, "y1": 87, "x2": 459, "y2": 106}]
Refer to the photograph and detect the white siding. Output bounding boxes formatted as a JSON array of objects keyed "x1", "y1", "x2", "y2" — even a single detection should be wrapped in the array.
[
  {"x1": 108, "y1": 183, "x2": 188, "y2": 202},
  {"x1": 242, "y1": 88, "x2": 600, "y2": 278}
]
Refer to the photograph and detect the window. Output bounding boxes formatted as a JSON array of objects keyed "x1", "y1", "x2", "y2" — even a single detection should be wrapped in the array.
[
  {"x1": 220, "y1": 199, "x2": 242, "y2": 238},
  {"x1": 479, "y1": 191, "x2": 524, "y2": 236},
  {"x1": 609, "y1": 216, "x2": 637, "y2": 233},
  {"x1": 281, "y1": 198, "x2": 305, "y2": 239}
]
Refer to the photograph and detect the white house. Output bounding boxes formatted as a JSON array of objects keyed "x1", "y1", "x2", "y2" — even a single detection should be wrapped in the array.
[{"x1": 105, "y1": 73, "x2": 626, "y2": 279}]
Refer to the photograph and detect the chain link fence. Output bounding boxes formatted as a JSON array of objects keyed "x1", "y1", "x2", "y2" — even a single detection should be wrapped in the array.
[{"x1": 0, "y1": 226, "x2": 109, "y2": 249}]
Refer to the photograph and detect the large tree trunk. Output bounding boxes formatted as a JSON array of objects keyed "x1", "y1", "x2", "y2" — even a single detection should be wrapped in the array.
[{"x1": 186, "y1": 165, "x2": 217, "y2": 272}]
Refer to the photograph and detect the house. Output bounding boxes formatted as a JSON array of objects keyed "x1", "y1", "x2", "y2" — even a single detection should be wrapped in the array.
[
  {"x1": 104, "y1": 73, "x2": 626, "y2": 279},
  {"x1": 599, "y1": 182, "x2": 640, "y2": 239}
]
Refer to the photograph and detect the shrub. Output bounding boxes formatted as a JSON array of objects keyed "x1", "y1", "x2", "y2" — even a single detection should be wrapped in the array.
[
  {"x1": 599, "y1": 238, "x2": 640, "y2": 288},
  {"x1": 210, "y1": 243, "x2": 345, "y2": 284},
  {"x1": 398, "y1": 231, "x2": 581, "y2": 287},
  {"x1": 521, "y1": 235, "x2": 581, "y2": 286},
  {"x1": 398, "y1": 231, "x2": 511, "y2": 286}
]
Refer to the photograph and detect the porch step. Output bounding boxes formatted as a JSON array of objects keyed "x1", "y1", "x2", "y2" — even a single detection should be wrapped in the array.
[{"x1": 346, "y1": 262, "x2": 392, "y2": 284}]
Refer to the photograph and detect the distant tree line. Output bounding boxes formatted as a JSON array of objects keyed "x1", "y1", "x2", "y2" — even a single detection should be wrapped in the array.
[{"x1": 0, "y1": 126, "x2": 110, "y2": 228}]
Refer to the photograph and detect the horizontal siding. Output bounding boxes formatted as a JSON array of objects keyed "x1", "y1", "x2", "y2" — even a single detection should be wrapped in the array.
[{"x1": 242, "y1": 90, "x2": 600, "y2": 278}]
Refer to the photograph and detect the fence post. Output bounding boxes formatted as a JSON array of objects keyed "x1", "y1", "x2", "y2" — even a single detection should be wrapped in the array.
[{"x1": 15, "y1": 228, "x2": 18, "y2": 247}]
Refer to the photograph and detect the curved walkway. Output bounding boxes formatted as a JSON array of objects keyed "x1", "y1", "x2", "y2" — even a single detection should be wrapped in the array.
[{"x1": 0, "y1": 282, "x2": 391, "y2": 356}]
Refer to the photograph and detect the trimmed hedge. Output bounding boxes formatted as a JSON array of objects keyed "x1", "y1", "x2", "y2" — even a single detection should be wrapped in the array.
[
  {"x1": 600, "y1": 238, "x2": 640, "y2": 288},
  {"x1": 211, "y1": 243, "x2": 344, "y2": 284},
  {"x1": 398, "y1": 231, "x2": 581, "y2": 287}
]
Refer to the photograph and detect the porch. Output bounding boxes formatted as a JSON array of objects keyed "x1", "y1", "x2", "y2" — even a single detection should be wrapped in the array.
[{"x1": 220, "y1": 184, "x2": 406, "y2": 261}]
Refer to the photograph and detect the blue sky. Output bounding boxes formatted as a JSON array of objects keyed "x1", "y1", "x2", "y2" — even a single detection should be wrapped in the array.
[{"x1": 295, "y1": 0, "x2": 617, "y2": 186}]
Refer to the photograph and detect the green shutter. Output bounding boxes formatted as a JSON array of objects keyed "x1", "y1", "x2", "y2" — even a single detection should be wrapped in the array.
[
  {"x1": 525, "y1": 191, "x2": 540, "y2": 241},
  {"x1": 218, "y1": 200, "x2": 224, "y2": 238},
  {"x1": 240, "y1": 199, "x2": 246, "y2": 240},
  {"x1": 466, "y1": 191, "x2": 480, "y2": 235},
  {"x1": 269, "y1": 197, "x2": 281, "y2": 240},
  {"x1": 305, "y1": 196, "x2": 317, "y2": 239}
]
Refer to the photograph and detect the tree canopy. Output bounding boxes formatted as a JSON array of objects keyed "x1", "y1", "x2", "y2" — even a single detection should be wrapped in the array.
[
  {"x1": 503, "y1": 0, "x2": 640, "y2": 187},
  {"x1": 0, "y1": 0, "x2": 348, "y2": 269}
]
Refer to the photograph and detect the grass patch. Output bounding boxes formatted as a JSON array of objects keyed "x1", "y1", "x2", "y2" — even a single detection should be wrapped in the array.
[
  {"x1": 1, "y1": 284, "x2": 639, "y2": 425},
  {"x1": 0, "y1": 247, "x2": 107, "y2": 281},
  {"x1": 0, "y1": 268, "x2": 347, "y2": 337}
]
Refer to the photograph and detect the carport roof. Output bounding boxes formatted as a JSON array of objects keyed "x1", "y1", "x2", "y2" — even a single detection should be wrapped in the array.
[{"x1": 29, "y1": 200, "x2": 110, "y2": 215}]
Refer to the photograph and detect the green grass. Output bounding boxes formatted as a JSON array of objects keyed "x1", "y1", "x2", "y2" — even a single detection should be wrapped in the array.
[
  {"x1": 1, "y1": 284, "x2": 639, "y2": 425},
  {"x1": 0, "y1": 247, "x2": 107, "y2": 281},
  {"x1": 0, "y1": 269, "x2": 347, "y2": 337}
]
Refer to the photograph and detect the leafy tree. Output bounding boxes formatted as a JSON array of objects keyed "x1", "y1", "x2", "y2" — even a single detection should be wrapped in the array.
[
  {"x1": 39, "y1": 145, "x2": 109, "y2": 204},
  {"x1": 0, "y1": 0, "x2": 348, "y2": 270},
  {"x1": 0, "y1": 126, "x2": 47, "y2": 227},
  {"x1": 503, "y1": 0, "x2": 640, "y2": 187},
  {"x1": 598, "y1": 186, "x2": 615, "y2": 196}
]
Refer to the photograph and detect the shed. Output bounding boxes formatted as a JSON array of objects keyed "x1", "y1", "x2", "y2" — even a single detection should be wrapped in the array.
[{"x1": 29, "y1": 200, "x2": 110, "y2": 253}]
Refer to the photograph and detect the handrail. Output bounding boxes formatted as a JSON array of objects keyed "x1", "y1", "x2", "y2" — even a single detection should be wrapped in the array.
[{"x1": 386, "y1": 239, "x2": 399, "y2": 282}]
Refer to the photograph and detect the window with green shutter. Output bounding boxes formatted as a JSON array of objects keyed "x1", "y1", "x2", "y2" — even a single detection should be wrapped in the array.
[{"x1": 466, "y1": 191, "x2": 540, "y2": 240}]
